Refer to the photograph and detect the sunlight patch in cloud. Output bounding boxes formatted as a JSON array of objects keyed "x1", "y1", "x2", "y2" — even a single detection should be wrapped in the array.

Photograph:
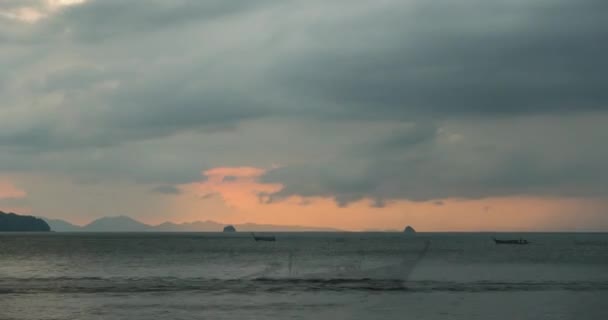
[
  {"x1": 179, "y1": 167, "x2": 283, "y2": 210},
  {"x1": 48, "y1": 0, "x2": 86, "y2": 6},
  {"x1": 0, "y1": 7, "x2": 44, "y2": 23},
  {"x1": 0, "y1": 0, "x2": 86, "y2": 23}
]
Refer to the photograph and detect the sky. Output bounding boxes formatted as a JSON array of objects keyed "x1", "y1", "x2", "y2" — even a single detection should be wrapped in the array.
[{"x1": 1, "y1": 0, "x2": 607, "y2": 231}]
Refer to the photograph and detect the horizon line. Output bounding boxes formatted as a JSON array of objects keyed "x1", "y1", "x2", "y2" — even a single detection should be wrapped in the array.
[{"x1": 39, "y1": 216, "x2": 608, "y2": 233}]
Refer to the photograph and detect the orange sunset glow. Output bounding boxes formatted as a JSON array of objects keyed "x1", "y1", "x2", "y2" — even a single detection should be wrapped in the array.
[
  {"x1": 0, "y1": 180, "x2": 27, "y2": 200},
  {"x1": 149, "y1": 167, "x2": 608, "y2": 231}
]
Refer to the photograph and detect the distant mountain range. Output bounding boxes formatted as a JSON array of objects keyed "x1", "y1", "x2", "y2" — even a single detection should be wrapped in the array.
[{"x1": 41, "y1": 215, "x2": 341, "y2": 232}]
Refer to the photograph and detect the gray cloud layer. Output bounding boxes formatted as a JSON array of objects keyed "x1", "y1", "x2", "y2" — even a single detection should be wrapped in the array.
[
  {"x1": 1, "y1": 0, "x2": 607, "y2": 205},
  {"x1": 274, "y1": 0, "x2": 608, "y2": 118}
]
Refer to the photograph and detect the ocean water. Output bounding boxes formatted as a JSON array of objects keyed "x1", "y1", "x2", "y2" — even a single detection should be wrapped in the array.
[{"x1": 0, "y1": 232, "x2": 607, "y2": 319}]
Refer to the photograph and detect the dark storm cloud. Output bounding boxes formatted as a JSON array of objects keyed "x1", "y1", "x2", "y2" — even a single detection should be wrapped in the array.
[
  {"x1": 5, "y1": 0, "x2": 606, "y2": 149},
  {"x1": 263, "y1": 115, "x2": 608, "y2": 204},
  {"x1": 1, "y1": 0, "x2": 607, "y2": 204},
  {"x1": 0, "y1": 48, "x2": 271, "y2": 151},
  {"x1": 0, "y1": 138, "x2": 211, "y2": 185},
  {"x1": 273, "y1": 0, "x2": 608, "y2": 119},
  {"x1": 361, "y1": 123, "x2": 438, "y2": 153},
  {"x1": 100, "y1": 79, "x2": 269, "y2": 137}
]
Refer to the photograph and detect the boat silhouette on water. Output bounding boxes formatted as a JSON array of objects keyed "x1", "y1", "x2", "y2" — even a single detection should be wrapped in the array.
[
  {"x1": 493, "y1": 237, "x2": 529, "y2": 245},
  {"x1": 251, "y1": 233, "x2": 276, "y2": 242}
]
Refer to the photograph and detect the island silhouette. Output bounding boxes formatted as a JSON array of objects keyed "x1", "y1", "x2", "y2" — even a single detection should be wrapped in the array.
[
  {"x1": 403, "y1": 226, "x2": 416, "y2": 234},
  {"x1": 0, "y1": 211, "x2": 50, "y2": 232},
  {"x1": 223, "y1": 225, "x2": 237, "y2": 232}
]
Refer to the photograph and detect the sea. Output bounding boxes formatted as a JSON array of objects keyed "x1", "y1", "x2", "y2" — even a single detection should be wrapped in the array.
[{"x1": 1, "y1": 232, "x2": 607, "y2": 320}]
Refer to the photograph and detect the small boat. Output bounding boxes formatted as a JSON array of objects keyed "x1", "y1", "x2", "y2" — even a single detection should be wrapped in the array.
[
  {"x1": 252, "y1": 233, "x2": 276, "y2": 242},
  {"x1": 493, "y1": 237, "x2": 529, "y2": 245}
]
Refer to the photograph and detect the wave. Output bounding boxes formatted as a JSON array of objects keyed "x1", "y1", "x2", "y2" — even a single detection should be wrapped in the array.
[{"x1": 2, "y1": 277, "x2": 608, "y2": 294}]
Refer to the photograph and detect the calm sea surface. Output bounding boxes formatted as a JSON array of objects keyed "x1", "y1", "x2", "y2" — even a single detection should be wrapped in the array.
[{"x1": 1, "y1": 232, "x2": 607, "y2": 319}]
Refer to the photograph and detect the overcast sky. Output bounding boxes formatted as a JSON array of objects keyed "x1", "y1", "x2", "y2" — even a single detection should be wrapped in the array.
[{"x1": 1, "y1": 0, "x2": 607, "y2": 230}]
